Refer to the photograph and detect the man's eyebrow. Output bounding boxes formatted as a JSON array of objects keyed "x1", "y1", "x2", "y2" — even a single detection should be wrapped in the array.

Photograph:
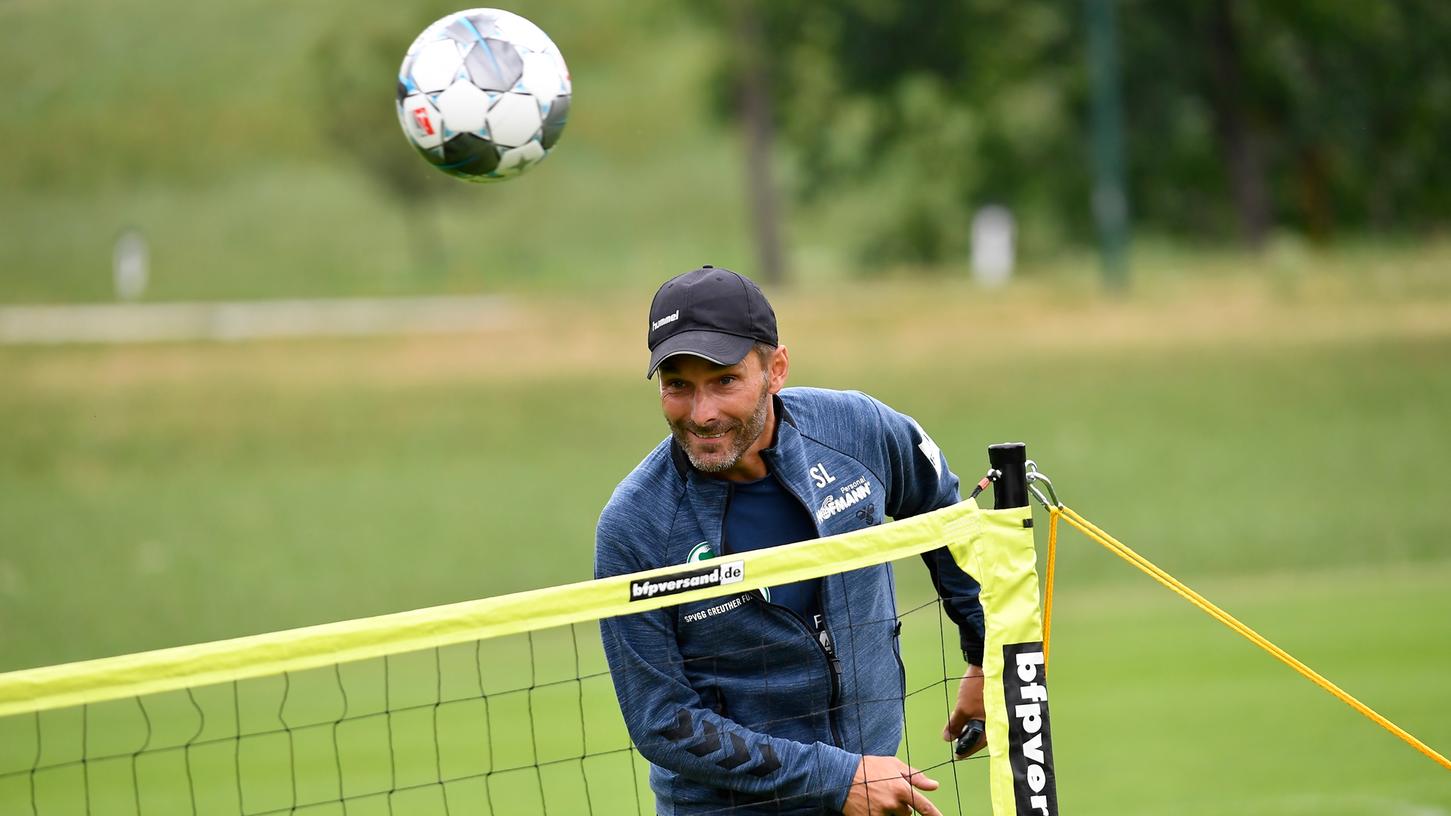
[{"x1": 658, "y1": 361, "x2": 738, "y2": 376}]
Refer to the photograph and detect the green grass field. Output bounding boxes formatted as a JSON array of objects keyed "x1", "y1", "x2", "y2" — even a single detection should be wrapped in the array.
[{"x1": 2, "y1": 273, "x2": 1449, "y2": 812}]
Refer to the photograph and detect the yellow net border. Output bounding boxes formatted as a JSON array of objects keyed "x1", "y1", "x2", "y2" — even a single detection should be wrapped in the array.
[{"x1": 0, "y1": 499, "x2": 995, "y2": 719}]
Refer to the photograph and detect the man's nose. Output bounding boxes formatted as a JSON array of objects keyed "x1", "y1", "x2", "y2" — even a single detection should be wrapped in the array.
[{"x1": 690, "y1": 392, "x2": 719, "y2": 427}]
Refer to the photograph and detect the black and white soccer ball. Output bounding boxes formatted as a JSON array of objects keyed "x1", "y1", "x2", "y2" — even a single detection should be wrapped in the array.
[{"x1": 396, "y1": 9, "x2": 570, "y2": 182}]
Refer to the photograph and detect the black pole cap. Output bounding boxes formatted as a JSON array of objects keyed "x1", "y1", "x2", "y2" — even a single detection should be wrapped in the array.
[{"x1": 988, "y1": 443, "x2": 1029, "y2": 510}]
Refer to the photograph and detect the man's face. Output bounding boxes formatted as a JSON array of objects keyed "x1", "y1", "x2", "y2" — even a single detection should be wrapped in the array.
[{"x1": 658, "y1": 350, "x2": 781, "y2": 478}]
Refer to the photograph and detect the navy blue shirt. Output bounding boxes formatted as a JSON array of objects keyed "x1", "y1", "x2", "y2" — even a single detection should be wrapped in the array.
[{"x1": 722, "y1": 473, "x2": 822, "y2": 625}]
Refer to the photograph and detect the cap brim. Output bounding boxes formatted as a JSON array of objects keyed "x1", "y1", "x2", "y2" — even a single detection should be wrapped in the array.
[{"x1": 646, "y1": 330, "x2": 756, "y2": 378}]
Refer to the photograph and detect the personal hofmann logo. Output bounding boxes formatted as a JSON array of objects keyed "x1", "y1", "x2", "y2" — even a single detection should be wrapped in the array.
[
  {"x1": 630, "y1": 560, "x2": 743, "y2": 601},
  {"x1": 1003, "y1": 641, "x2": 1058, "y2": 815},
  {"x1": 650, "y1": 310, "x2": 680, "y2": 332},
  {"x1": 816, "y1": 477, "x2": 871, "y2": 523}
]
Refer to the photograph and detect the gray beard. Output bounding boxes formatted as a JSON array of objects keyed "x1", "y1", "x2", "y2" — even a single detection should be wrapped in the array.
[{"x1": 673, "y1": 381, "x2": 771, "y2": 474}]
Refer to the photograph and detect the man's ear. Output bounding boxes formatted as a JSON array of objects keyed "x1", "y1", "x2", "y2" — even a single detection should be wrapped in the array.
[{"x1": 767, "y1": 345, "x2": 790, "y2": 394}]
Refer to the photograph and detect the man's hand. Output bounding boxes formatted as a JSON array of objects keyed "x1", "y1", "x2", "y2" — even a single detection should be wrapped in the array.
[
  {"x1": 842, "y1": 755, "x2": 941, "y2": 816},
  {"x1": 941, "y1": 664, "x2": 986, "y2": 758}
]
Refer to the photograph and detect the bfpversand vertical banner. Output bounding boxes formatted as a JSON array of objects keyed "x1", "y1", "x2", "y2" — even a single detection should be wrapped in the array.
[
  {"x1": 1002, "y1": 641, "x2": 1057, "y2": 813},
  {"x1": 958, "y1": 508, "x2": 1060, "y2": 816}
]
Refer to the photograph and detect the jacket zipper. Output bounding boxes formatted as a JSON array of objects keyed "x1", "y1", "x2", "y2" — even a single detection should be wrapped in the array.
[
  {"x1": 765, "y1": 468, "x2": 844, "y2": 748},
  {"x1": 771, "y1": 473, "x2": 845, "y2": 748},
  {"x1": 720, "y1": 478, "x2": 844, "y2": 748},
  {"x1": 772, "y1": 603, "x2": 843, "y2": 748}
]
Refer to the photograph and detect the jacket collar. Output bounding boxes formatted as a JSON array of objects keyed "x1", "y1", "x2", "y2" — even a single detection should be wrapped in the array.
[{"x1": 669, "y1": 394, "x2": 796, "y2": 482}]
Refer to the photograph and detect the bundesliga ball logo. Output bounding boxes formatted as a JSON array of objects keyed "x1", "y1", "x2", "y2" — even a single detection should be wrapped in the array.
[{"x1": 396, "y1": 8, "x2": 570, "y2": 182}]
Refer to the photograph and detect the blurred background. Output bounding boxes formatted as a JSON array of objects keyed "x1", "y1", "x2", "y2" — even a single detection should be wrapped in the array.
[{"x1": 2, "y1": 0, "x2": 1448, "y2": 812}]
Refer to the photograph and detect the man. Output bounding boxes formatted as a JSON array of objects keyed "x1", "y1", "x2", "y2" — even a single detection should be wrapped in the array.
[{"x1": 596, "y1": 266, "x2": 985, "y2": 815}]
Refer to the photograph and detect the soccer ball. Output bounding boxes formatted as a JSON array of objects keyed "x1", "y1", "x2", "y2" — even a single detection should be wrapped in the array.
[{"x1": 396, "y1": 9, "x2": 571, "y2": 182}]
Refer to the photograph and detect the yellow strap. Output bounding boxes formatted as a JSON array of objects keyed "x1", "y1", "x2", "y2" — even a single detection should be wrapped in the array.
[
  {"x1": 1041, "y1": 506, "x2": 1060, "y2": 672},
  {"x1": 1058, "y1": 504, "x2": 1451, "y2": 773}
]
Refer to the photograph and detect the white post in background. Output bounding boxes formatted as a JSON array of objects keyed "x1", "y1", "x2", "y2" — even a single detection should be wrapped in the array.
[
  {"x1": 970, "y1": 205, "x2": 1015, "y2": 288},
  {"x1": 113, "y1": 229, "x2": 149, "y2": 302}
]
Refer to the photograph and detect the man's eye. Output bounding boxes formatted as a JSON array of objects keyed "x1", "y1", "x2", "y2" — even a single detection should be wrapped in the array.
[{"x1": 719, "y1": 376, "x2": 737, "y2": 385}]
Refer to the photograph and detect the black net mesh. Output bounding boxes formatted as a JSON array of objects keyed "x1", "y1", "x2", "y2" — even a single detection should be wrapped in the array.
[{"x1": 0, "y1": 563, "x2": 985, "y2": 815}]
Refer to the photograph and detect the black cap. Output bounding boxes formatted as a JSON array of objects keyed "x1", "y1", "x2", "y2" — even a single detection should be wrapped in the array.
[{"x1": 645, "y1": 265, "x2": 778, "y2": 378}]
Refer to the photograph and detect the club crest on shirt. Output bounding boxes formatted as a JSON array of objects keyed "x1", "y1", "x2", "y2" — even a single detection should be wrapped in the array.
[{"x1": 687, "y1": 541, "x2": 714, "y2": 562}]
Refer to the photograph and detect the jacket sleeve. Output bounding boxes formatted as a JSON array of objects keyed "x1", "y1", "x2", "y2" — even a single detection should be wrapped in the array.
[
  {"x1": 871, "y1": 397, "x2": 986, "y2": 666},
  {"x1": 594, "y1": 510, "x2": 862, "y2": 811}
]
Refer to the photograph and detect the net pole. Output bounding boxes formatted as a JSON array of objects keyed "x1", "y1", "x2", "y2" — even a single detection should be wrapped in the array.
[{"x1": 976, "y1": 442, "x2": 1060, "y2": 815}]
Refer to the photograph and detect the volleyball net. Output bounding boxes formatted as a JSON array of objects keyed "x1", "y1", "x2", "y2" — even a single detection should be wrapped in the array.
[
  {"x1": 7, "y1": 439, "x2": 1447, "y2": 816},
  {"x1": 0, "y1": 472, "x2": 1058, "y2": 816}
]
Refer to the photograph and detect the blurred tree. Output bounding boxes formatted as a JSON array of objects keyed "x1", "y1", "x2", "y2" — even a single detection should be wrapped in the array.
[
  {"x1": 718, "y1": 0, "x2": 1451, "y2": 265},
  {"x1": 731, "y1": 0, "x2": 787, "y2": 285},
  {"x1": 1206, "y1": 0, "x2": 1271, "y2": 246},
  {"x1": 313, "y1": 16, "x2": 457, "y2": 277},
  {"x1": 1092, "y1": 0, "x2": 1451, "y2": 245},
  {"x1": 691, "y1": 0, "x2": 789, "y2": 284},
  {"x1": 707, "y1": 0, "x2": 1087, "y2": 267}
]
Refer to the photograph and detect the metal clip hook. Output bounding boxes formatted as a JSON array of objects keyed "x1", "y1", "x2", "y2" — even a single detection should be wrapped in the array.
[{"x1": 1024, "y1": 460, "x2": 1062, "y2": 509}]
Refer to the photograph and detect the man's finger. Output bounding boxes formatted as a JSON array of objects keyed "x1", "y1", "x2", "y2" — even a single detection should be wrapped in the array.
[
  {"x1": 941, "y1": 710, "x2": 969, "y2": 742},
  {"x1": 906, "y1": 786, "x2": 944, "y2": 816},
  {"x1": 902, "y1": 765, "x2": 939, "y2": 791}
]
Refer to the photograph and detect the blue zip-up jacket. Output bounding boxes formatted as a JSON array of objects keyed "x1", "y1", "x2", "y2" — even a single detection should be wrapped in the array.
[{"x1": 595, "y1": 387, "x2": 984, "y2": 815}]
